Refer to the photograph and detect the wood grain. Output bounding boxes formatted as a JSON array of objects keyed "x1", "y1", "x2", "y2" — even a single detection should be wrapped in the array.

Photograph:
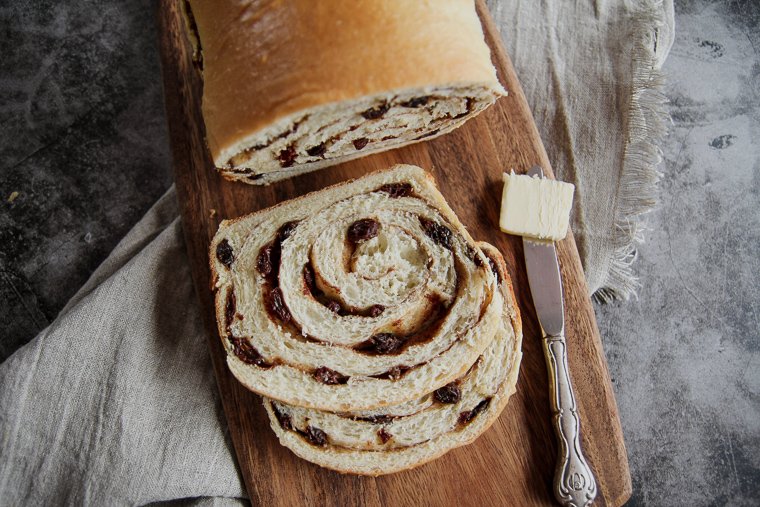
[{"x1": 156, "y1": 1, "x2": 632, "y2": 505}]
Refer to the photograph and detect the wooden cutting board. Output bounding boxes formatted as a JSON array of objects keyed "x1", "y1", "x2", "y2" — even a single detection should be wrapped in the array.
[{"x1": 156, "y1": 1, "x2": 631, "y2": 505}]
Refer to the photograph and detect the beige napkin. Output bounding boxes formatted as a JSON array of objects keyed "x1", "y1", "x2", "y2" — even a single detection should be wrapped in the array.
[
  {"x1": 489, "y1": 0, "x2": 673, "y2": 299},
  {"x1": 0, "y1": 1, "x2": 673, "y2": 504}
]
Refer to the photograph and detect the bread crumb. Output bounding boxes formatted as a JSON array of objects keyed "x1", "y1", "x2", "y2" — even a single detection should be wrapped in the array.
[{"x1": 7, "y1": 191, "x2": 19, "y2": 203}]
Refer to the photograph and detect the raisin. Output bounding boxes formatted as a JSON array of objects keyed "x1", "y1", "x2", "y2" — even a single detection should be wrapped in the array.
[
  {"x1": 216, "y1": 239, "x2": 234, "y2": 268},
  {"x1": 378, "y1": 428, "x2": 392, "y2": 443},
  {"x1": 277, "y1": 221, "x2": 299, "y2": 243},
  {"x1": 326, "y1": 301, "x2": 342, "y2": 314},
  {"x1": 306, "y1": 143, "x2": 327, "y2": 157},
  {"x1": 434, "y1": 383, "x2": 461, "y2": 404},
  {"x1": 303, "y1": 264, "x2": 317, "y2": 294},
  {"x1": 256, "y1": 243, "x2": 275, "y2": 277},
  {"x1": 265, "y1": 287, "x2": 292, "y2": 323},
  {"x1": 458, "y1": 398, "x2": 492, "y2": 426},
  {"x1": 378, "y1": 183, "x2": 413, "y2": 198},
  {"x1": 361, "y1": 102, "x2": 390, "y2": 120},
  {"x1": 488, "y1": 258, "x2": 502, "y2": 285},
  {"x1": 313, "y1": 366, "x2": 348, "y2": 385},
  {"x1": 229, "y1": 336, "x2": 271, "y2": 368},
  {"x1": 225, "y1": 291, "x2": 236, "y2": 330},
  {"x1": 401, "y1": 96, "x2": 430, "y2": 108},
  {"x1": 368, "y1": 304, "x2": 385, "y2": 317},
  {"x1": 419, "y1": 217, "x2": 453, "y2": 250},
  {"x1": 347, "y1": 218, "x2": 380, "y2": 244},
  {"x1": 368, "y1": 333, "x2": 404, "y2": 354},
  {"x1": 278, "y1": 145, "x2": 297, "y2": 167},
  {"x1": 272, "y1": 404, "x2": 293, "y2": 431},
  {"x1": 466, "y1": 246, "x2": 484, "y2": 267},
  {"x1": 305, "y1": 426, "x2": 328, "y2": 446},
  {"x1": 353, "y1": 137, "x2": 369, "y2": 150}
]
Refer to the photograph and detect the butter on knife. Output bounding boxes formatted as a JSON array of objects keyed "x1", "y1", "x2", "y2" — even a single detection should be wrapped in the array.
[{"x1": 498, "y1": 171, "x2": 575, "y2": 241}]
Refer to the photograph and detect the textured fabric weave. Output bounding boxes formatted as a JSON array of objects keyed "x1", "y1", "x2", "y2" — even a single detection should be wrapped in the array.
[
  {"x1": 0, "y1": 192, "x2": 245, "y2": 505},
  {"x1": 0, "y1": 1, "x2": 673, "y2": 504},
  {"x1": 489, "y1": 0, "x2": 674, "y2": 298}
]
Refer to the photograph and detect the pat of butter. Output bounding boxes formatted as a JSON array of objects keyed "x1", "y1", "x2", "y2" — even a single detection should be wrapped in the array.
[{"x1": 499, "y1": 171, "x2": 575, "y2": 241}]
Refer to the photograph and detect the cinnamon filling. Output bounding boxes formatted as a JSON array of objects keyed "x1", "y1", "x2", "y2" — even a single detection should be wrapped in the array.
[
  {"x1": 313, "y1": 366, "x2": 349, "y2": 385},
  {"x1": 270, "y1": 397, "x2": 494, "y2": 451},
  {"x1": 241, "y1": 205, "x2": 491, "y2": 381},
  {"x1": 376, "y1": 182, "x2": 415, "y2": 198},
  {"x1": 354, "y1": 293, "x2": 451, "y2": 356},
  {"x1": 303, "y1": 260, "x2": 386, "y2": 318},
  {"x1": 370, "y1": 365, "x2": 413, "y2": 380},
  {"x1": 353, "y1": 414, "x2": 397, "y2": 424},
  {"x1": 272, "y1": 404, "x2": 293, "y2": 431},
  {"x1": 223, "y1": 95, "x2": 477, "y2": 169}
]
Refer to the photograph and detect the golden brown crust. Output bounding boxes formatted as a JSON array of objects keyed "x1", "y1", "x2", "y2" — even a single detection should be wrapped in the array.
[{"x1": 187, "y1": 0, "x2": 504, "y2": 165}]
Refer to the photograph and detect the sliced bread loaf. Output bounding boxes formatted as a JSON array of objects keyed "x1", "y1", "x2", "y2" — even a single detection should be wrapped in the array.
[
  {"x1": 210, "y1": 165, "x2": 509, "y2": 411},
  {"x1": 184, "y1": 0, "x2": 505, "y2": 184},
  {"x1": 262, "y1": 242, "x2": 522, "y2": 475}
]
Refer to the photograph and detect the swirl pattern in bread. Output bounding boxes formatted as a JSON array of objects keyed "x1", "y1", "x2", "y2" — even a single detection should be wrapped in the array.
[
  {"x1": 210, "y1": 165, "x2": 513, "y2": 412},
  {"x1": 262, "y1": 242, "x2": 522, "y2": 475}
]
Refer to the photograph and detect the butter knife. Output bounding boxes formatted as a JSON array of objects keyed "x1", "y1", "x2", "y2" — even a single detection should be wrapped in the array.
[{"x1": 523, "y1": 166, "x2": 597, "y2": 507}]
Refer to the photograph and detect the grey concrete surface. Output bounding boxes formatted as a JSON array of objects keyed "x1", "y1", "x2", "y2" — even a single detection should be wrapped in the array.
[
  {"x1": 597, "y1": 1, "x2": 760, "y2": 504},
  {"x1": 0, "y1": 0, "x2": 758, "y2": 505},
  {"x1": 0, "y1": 0, "x2": 172, "y2": 359}
]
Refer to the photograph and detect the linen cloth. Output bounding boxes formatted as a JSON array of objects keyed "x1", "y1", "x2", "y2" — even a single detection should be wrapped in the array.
[
  {"x1": 0, "y1": 1, "x2": 674, "y2": 504},
  {"x1": 489, "y1": 0, "x2": 673, "y2": 298}
]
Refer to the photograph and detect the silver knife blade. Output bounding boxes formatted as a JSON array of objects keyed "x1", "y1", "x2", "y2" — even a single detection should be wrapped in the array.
[
  {"x1": 523, "y1": 166, "x2": 564, "y2": 337},
  {"x1": 524, "y1": 238, "x2": 564, "y2": 337}
]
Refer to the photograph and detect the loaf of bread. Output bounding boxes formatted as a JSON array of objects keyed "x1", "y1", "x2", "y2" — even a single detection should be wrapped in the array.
[
  {"x1": 263, "y1": 243, "x2": 522, "y2": 475},
  {"x1": 184, "y1": 0, "x2": 505, "y2": 184}
]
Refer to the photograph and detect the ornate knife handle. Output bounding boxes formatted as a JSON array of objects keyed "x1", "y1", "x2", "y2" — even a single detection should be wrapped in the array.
[{"x1": 543, "y1": 334, "x2": 598, "y2": 507}]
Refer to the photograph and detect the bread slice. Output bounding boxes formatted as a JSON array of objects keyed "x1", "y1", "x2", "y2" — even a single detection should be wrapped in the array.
[
  {"x1": 262, "y1": 243, "x2": 522, "y2": 475},
  {"x1": 210, "y1": 165, "x2": 507, "y2": 411},
  {"x1": 185, "y1": 0, "x2": 506, "y2": 184}
]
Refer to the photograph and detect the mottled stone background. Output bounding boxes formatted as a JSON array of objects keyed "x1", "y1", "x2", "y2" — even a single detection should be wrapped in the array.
[
  {"x1": 1, "y1": 0, "x2": 758, "y2": 505},
  {"x1": 596, "y1": 1, "x2": 760, "y2": 504}
]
